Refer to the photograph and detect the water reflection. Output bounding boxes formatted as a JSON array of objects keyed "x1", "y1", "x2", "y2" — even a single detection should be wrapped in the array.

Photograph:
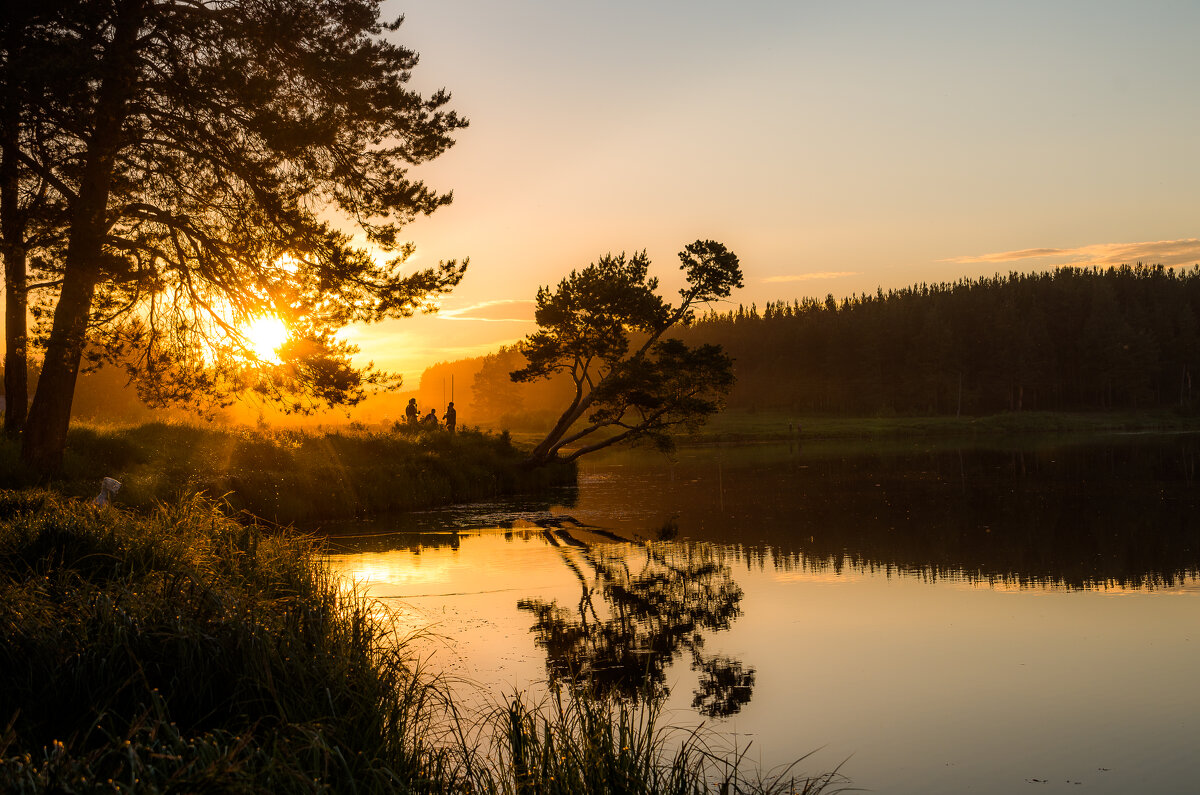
[
  {"x1": 321, "y1": 435, "x2": 1200, "y2": 591},
  {"x1": 517, "y1": 533, "x2": 754, "y2": 717},
  {"x1": 321, "y1": 435, "x2": 1200, "y2": 794},
  {"x1": 570, "y1": 434, "x2": 1200, "y2": 589}
]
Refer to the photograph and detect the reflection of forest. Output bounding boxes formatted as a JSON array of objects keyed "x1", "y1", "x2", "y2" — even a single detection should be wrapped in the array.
[
  {"x1": 570, "y1": 436, "x2": 1200, "y2": 589},
  {"x1": 519, "y1": 541, "x2": 755, "y2": 717}
]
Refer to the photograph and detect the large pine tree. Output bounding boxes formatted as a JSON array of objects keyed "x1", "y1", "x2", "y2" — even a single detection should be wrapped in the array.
[{"x1": 1, "y1": 0, "x2": 467, "y2": 473}]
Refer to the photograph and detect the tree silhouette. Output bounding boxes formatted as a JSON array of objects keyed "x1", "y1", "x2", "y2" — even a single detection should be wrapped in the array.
[
  {"x1": 1, "y1": 0, "x2": 467, "y2": 473},
  {"x1": 519, "y1": 539, "x2": 756, "y2": 718},
  {"x1": 513, "y1": 241, "x2": 742, "y2": 465}
]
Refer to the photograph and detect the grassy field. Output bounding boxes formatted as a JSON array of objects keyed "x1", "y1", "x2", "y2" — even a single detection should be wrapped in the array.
[
  {"x1": 681, "y1": 408, "x2": 1200, "y2": 444},
  {"x1": 498, "y1": 408, "x2": 1200, "y2": 465},
  {"x1": 0, "y1": 490, "x2": 840, "y2": 793},
  {"x1": 0, "y1": 422, "x2": 574, "y2": 525}
]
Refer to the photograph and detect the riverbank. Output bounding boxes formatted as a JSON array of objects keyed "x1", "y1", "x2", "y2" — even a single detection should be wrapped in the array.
[
  {"x1": 0, "y1": 490, "x2": 839, "y2": 793},
  {"x1": 679, "y1": 408, "x2": 1200, "y2": 445},
  {"x1": 0, "y1": 422, "x2": 575, "y2": 524}
]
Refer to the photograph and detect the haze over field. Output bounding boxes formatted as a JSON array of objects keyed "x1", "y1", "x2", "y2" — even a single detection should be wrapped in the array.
[{"x1": 353, "y1": 0, "x2": 1200, "y2": 382}]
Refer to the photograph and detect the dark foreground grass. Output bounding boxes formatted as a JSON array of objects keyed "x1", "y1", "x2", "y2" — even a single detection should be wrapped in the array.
[
  {"x1": 0, "y1": 490, "x2": 457, "y2": 793},
  {"x1": 0, "y1": 491, "x2": 842, "y2": 794},
  {"x1": 0, "y1": 422, "x2": 574, "y2": 524}
]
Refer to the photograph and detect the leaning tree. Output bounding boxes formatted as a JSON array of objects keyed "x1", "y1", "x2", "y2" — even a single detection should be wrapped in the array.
[
  {"x1": 0, "y1": 0, "x2": 468, "y2": 473},
  {"x1": 512, "y1": 240, "x2": 743, "y2": 465}
]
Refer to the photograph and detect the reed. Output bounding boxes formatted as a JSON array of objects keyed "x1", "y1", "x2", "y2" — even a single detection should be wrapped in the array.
[{"x1": 476, "y1": 690, "x2": 845, "y2": 795}]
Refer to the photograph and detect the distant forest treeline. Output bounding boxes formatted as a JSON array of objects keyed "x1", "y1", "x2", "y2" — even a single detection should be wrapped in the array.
[
  {"x1": 8, "y1": 264, "x2": 1197, "y2": 428},
  {"x1": 687, "y1": 265, "x2": 1199, "y2": 414},
  {"x1": 431, "y1": 265, "x2": 1200, "y2": 425}
]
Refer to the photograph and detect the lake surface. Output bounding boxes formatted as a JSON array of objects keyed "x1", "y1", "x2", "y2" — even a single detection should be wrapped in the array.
[{"x1": 325, "y1": 433, "x2": 1200, "y2": 794}]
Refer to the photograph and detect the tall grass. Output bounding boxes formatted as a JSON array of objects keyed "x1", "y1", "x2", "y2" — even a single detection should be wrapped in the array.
[
  {"x1": 0, "y1": 489, "x2": 464, "y2": 792},
  {"x1": 0, "y1": 421, "x2": 575, "y2": 523},
  {"x1": 482, "y1": 691, "x2": 844, "y2": 795},
  {"x1": 0, "y1": 491, "x2": 842, "y2": 793}
]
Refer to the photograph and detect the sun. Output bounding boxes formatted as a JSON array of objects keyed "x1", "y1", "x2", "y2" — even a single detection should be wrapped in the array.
[{"x1": 243, "y1": 315, "x2": 288, "y2": 362}]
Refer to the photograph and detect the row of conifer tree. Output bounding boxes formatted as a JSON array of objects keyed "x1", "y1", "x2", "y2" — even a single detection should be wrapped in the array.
[{"x1": 678, "y1": 264, "x2": 1200, "y2": 414}]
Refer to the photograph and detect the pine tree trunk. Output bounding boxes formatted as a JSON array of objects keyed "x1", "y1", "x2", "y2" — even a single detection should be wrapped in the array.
[
  {"x1": 527, "y1": 391, "x2": 592, "y2": 464},
  {"x1": 1, "y1": 132, "x2": 28, "y2": 437},
  {"x1": 21, "y1": 264, "x2": 99, "y2": 472},
  {"x1": 2, "y1": 239, "x2": 27, "y2": 438},
  {"x1": 20, "y1": 0, "x2": 143, "y2": 474},
  {"x1": 1, "y1": 44, "x2": 27, "y2": 438}
]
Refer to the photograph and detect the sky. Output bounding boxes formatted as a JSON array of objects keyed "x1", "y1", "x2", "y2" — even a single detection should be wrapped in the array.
[{"x1": 350, "y1": 0, "x2": 1200, "y2": 383}]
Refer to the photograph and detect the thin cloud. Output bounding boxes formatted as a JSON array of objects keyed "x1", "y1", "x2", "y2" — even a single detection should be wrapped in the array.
[
  {"x1": 397, "y1": 339, "x2": 525, "y2": 359},
  {"x1": 763, "y1": 271, "x2": 860, "y2": 283},
  {"x1": 437, "y1": 298, "x2": 536, "y2": 322},
  {"x1": 951, "y1": 247, "x2": 1068, "y2": 263},
  {"x1": 948, "y1": 239, "x2": 1200, "y2": 267}
]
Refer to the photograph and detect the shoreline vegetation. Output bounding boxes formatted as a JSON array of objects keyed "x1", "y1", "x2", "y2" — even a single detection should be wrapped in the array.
[
  {"x1": 683, "y1": 408, "x2": 1200, "y2": 445},
  {"x1": 0, "y1": 490, "x2": 841, "y2": 794},
  {"x1": 491, "y1": 408, "x2": 1200, "y2": 458},
  {"x1": 0, "y1": 422, "x2": 575, "y2": 526},
  {"x1": 0, "y1": 409, "x2": 1191, "y2": 525},
  {"x1": 0, "y1": 410, "x2": 1190, "y2": 524}
]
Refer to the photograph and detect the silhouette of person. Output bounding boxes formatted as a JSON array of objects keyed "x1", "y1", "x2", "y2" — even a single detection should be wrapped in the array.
[
  {"x1": 405, "y1": 397, "x2": 418, "y2": 426},
  {"x1": 422, "y1": 408, "x2": 438, "y2": 425},
  {"x1": 443, "y1": 402, "x2": 457, "y2": 434}
]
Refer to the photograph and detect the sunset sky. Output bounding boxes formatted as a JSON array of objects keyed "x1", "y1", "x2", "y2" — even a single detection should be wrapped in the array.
[{"x1": 349, "y1": 0, "x2": 1200, "y2": 382}]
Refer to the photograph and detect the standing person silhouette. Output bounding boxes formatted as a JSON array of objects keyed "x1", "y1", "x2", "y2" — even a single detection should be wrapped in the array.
[
  {"x1": 443, "y1": 402, "x2": 457, "y2": 434},
  {"x1": 405, "y1": 398, "x2": 418, "y2": 426}
]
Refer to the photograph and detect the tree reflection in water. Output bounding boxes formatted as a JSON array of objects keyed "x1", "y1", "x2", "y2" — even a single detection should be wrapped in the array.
[{"x1": 518, "y1": 536, "x2": 755, "y2": 717}]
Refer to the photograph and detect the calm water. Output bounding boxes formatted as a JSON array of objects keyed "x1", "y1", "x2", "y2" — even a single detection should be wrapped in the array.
[{"x1": 325, "y1": 434, "x2": 1200, "y2": 794}]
